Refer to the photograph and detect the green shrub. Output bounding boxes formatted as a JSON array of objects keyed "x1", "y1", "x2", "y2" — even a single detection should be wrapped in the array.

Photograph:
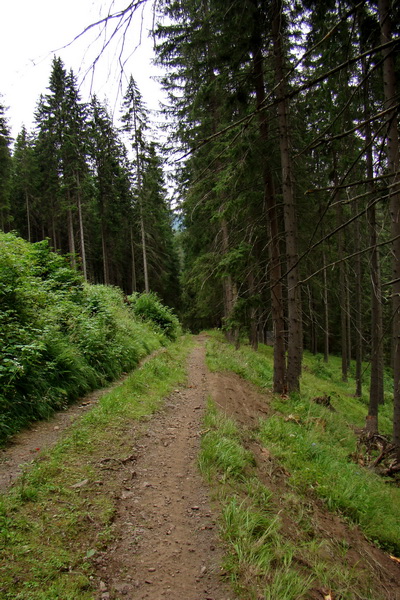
[
  {"x1": 128, "y1": 292, "x2": 181, "y2": 340},
  {"x1": 0, "y1": 233, "x2": 174, "y2": 444}
]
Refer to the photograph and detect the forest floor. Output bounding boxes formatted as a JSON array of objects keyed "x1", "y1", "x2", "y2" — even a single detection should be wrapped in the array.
[{"x1": 0, "y1": 335, "x2": 399, "y2": 599}]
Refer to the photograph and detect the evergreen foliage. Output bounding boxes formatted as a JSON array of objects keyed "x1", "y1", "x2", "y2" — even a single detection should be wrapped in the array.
[
  {"x1": 0, "y1": 0, "x2": 400, "y2": 446},
  {"x1": 2, "y1": 57, "x2": 179, "y2": 308},
  {"x1": 153, "y1": 0, "x2": 400, "y2": 443},
  {"x1": 0, "y1": 98, "x2": 12, "y2": 232}
]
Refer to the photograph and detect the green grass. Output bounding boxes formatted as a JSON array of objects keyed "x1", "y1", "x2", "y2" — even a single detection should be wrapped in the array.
[
  {"x1": 205, "y1": 334, "x2": 400, "y2": 555},
  {"x1": 258, "y1": 412, "x2": 400, "y2": 552},
  {"x1": 199, "y1": 399, "x2": 387, "y2": 600},
  {"x1": 199, "y1": 400, "x2": 254, "y2": 482},
  {"x1": 0, "y1": 335, "x2": 193, "y2": 600},
  {"x1": 206, "y1": 330, "x2": 274, "y2": 389}
]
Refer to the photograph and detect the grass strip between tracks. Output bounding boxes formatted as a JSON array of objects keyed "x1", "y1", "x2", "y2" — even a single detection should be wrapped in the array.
[{"x1": 205, "y1": 333, "x2": 400, "y2": 554}]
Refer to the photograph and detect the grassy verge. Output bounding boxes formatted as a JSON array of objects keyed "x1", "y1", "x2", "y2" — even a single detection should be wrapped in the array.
[
  {"x1": 0, "y1": 335, "x2": 193, "y2": 600},
  {"x1": 199, "y1": 399, "x2": 391, "y2": 600},
  {"x1": 205, "y1": 333, "x2": 400, "y2": 554}
]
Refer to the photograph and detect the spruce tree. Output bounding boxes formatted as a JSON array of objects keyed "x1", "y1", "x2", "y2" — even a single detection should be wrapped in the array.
[
  {"x1": 10, "y1": 126, "x2": 37, "y2": 241},
  {"x1": 0, "y1": 98, "x2": 12, "y2": 232},
  {"x1": 88, "y1": 95, "x2": 132, "y2": 287},
  {"x1": 121, "y1": 76, "x2": 150, "y2": 292}
]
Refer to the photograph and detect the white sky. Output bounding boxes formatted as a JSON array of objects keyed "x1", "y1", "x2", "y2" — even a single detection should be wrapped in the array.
[{"x1": 1, "y1": 0, "x2": 164, "y2": 140}]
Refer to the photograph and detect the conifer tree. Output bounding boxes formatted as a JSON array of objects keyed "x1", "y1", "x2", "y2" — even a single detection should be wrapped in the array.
[
  {"x1": 121, "y1": 76, "x2": 150, "y2": 292},
  {"x1": 141, "y1": 142, "x2": 181, "y2": 306},
  {"x1": 88, "y1": 95, "x2": 132, "y2": 287},
  {"x1": 10, "y1": 126, "x2": 37, "y2": 241},
  {"x1": 34, "y1": 57, "x2": 67, "y2": 250},
  {"x1": 61, "y1": 69, "x2": 90, "y2": 279},
  {"x1": 0, "y1": 98, "x2": 12, "y2": 232},
  {"x1": 121, "y1": 76, "x2": 181, "y2": 303},
  {"x1": 378, "y1": 0, "x2": 400, "y2": 455}
]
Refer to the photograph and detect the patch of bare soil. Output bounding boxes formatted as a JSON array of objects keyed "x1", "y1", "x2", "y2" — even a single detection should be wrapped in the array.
[
  {"x1": 0, "y1": 376, "x2": 128, "y2": 492},
  {"x1": 0, "y1": 349, "x2": 165, "y2": 493}
]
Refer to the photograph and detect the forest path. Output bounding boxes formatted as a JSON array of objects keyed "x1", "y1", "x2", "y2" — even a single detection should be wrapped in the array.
[
  {"x1": 1, "y1": 336, "x2": 399, "y2": 599},
  {"x1": 92, "y1": 336, "x2": 236, "y2": 600},
  {"x1": 0, "y1": 371, "x2": 131, "y2": 493},
  {"x1": 0, "y1": 337, "x2": 238, "y2": 599}
]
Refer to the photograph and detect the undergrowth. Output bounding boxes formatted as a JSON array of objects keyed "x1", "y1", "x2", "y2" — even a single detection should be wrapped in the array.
[
  {"x1": 0, "y1": 232, "x2": 179, "y2": 444},
  {"x1": 0, "y1": 335, "x2": 193, "y2": 600}
]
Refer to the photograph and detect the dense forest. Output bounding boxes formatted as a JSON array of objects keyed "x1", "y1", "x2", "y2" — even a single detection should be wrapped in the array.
[
  {"x1": 0, "y1": 1, "x2": 399, "y2": 451},
  {"x1": 0, "y1": 63, "x2": 180, "y2": 308}
]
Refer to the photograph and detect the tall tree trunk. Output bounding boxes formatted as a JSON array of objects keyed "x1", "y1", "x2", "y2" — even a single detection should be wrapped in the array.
[
  {"x1": 248, "y1": 270, "x2": 259, "y2": 351},
  {"x1": 51, "y1": 211, "x2": 57, "y2": 251},
  {"x1": 250, "y1": 6, "x2": 286, "y2": 392},
  {"x1": 354, "y1": 199, "x2": 363, "y2": 397},
  {"x1": 220, "y1": 216, "x2": 238, "y2": 345},
  {"x1": 307, "y1": 285, "x2": 317, "y2": 355},
  {"x1": 367, "y1": 194, "x2": 384, "y2": 432},
  {"x1": 130, "y1": 89, "x2": 150, "y2": 294},
  {"x1": 346, "y1": 278, "x2": 351, "y2": 370},
  {"x1": 67, "y1": 204, "x2": 76, "y2": 270},
  {"x1": 76, "y1": 173, "x2": 87, "y2": 281},
  {"x1": 130, "y1": 225, "x2": 137, "y2": 294},
  {"x1": 378, "y1": 0, "x2": 400, "y2": 455},
  {"x1": 334, "y1": 174, "x2": 348, "y2": 382},
  {"x1": 140, "y1": 205, "x2": 149, "y2": 293},
  {"x1": 322, "y1": 247, "x2": 330, "y2": 363},
  {"x1": 272, "y1": 0, "x2": 302, "y2": 392},
  {"x1": 101, "y1": 221, "x2": 110, "y2": 285},
  {"x1": 25, "y1": 191, "x2": 31, "y2": 242},
  {"x1": 362, "y1": 54, "x2": 384, "y2": 432}
]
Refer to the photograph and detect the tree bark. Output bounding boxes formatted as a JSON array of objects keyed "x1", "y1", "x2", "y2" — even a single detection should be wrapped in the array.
[
  {"x1": 272, "y1": 0, "x2": 302, "y2": 392},
  {"x1": 354, "y1": 198, "x2": 363, "y2": 397},
  {"x1": 334, "y1": 172, "x2": 348, "y2": 382},
  {"x1": 67, "y1": 204, "x2": 76, "y2": 270},
  {"x1": 322, "y1": 247, "x2": 330, "y2": 363},
  {"x1": 361, "y1": 53, "x2": 384, "y2": 431},
  {"x1": 220, "y1": 216, "x2": 238, "y2": 345},
  {"x1": 248, "y1": 270, "x2": 259, "y2": 351},
  {"x1": 101, "y1": 221, "x2": 110, "y2": 285},
  {"x1": 76, "y1": 173, "x2": 87, "y2": 281},
  {"x1": 130, "y1": 225, "x2": 137, "y2": 294},
  {"x1": 25, "y1": 190, "x2": 31, "y2": 242},
  {"x1": 378, "y1": 0, "x2": 400, "y2": 455},
  {"x1": 250, "y1": 4, "x2": 286, "y2": 393},
  {"x1": 140, "y1": 204, "x2": 149, "y2": 293}
]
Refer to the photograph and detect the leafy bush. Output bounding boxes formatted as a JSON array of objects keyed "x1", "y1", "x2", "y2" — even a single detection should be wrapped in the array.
[
  {"x1": 128, "y1": 292, "x2": 181, "y2": 340},
  {"x1": 0, "y1": 232, "x2": 174, "y2": 444}
]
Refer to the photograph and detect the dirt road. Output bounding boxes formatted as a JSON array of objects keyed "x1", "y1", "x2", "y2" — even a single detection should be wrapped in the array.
[
  {"x1": 91, "y1": 341, "x2": 235, "y2": 600},
  {"x1": 1, "y1": 336, "x2": 399, "y2": 600}
]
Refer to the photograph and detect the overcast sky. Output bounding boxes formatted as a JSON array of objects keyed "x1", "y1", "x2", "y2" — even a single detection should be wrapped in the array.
[{"x1": 1, "y1": 0, "x2": 164, "y2": 139}]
